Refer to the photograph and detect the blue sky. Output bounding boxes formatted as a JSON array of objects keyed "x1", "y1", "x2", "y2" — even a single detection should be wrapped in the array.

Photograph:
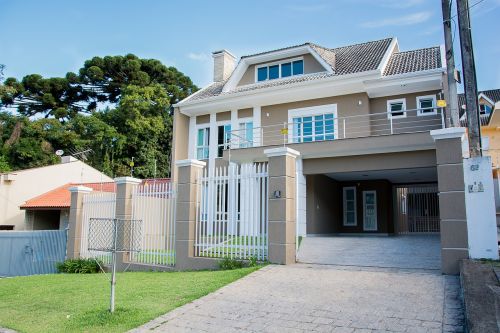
[{"x1": 1, "y1": 0, "x2": 499, "y2": 91}]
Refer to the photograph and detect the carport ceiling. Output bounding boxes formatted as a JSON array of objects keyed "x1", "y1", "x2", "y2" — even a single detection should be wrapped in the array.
[{"x1": 325, "y1": 167, "x2": 437, "y2": 183}]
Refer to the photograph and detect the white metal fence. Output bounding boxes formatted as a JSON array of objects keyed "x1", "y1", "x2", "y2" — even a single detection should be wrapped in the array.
[
  {"x1": 130, "y1": 181, "x2": 176, "y2": 266},
  {"x1": 195, "y1": 163, "x2": 269, "y2": 260},
  {"x1": 81, "y1": 191, "x2": 116, "y2": 264}
]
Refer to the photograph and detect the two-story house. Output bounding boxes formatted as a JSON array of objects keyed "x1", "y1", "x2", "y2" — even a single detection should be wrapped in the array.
[{"x1": 172, "y1": 37, "x2": 468, "y2": 273}]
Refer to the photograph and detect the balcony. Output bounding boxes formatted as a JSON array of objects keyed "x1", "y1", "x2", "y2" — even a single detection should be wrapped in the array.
[{"x1": 225, "y1": 107, "x2": 445, "y2": 161}]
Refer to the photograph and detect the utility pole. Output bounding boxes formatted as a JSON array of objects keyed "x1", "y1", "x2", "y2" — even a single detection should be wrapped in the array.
[
  {"x1": 456, "y1": 0, "x2": 482, "y2": 157},
  {"x1": 441, "y1": 0, "x2": 460, "y2": 127}
]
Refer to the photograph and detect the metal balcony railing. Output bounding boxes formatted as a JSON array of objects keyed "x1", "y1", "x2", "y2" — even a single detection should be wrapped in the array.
[{"x1": 228, "y1": 107, "x2": 445, "y2": 149}]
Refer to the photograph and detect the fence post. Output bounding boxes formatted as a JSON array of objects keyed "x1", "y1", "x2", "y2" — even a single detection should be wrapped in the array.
[
  {"x1": 114, "y1": 177, "x2": 142, "y2": 269},
  {"x1": 430, "y1": 128, "x2": 468, "y2": 274},
  {"x1": 175, "y1": 159, "x2": 206, "y2": 270},
  {"x1": 67, "y1": 186, "x2": 93, "y2": 259},
  {"x1": 264, "y1": 147, "x2": 300, "y2": 264}
]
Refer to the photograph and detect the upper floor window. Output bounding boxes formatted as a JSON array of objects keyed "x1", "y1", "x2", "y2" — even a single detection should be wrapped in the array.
[
  {"x1": 238, "y1": 121, "x2": 253, "y2": 148},
  {"x1": 217, "y1": 123, "x2": 231, "y2": 157},
  {"x1": 256, "y1": 58, "x2": 304, "y2": 82},
  {"x1": 196, "y1": 127, "x2": 210, "y2": 160},
  {"x1": 387, "y1": 99, "x2": 406, "y2": 119},
  {"x1": 480, "y1": 103, "x2": 492, "y2": 115},
  {"x1": 292, "y1": 113, "x2": 335, "y2": 143},
  {"x1": 416, "y1": 95, "x2": 437, "y2": 116}
]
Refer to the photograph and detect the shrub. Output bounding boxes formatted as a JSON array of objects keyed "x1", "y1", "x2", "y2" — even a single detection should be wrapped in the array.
[
  {"x1": 218, "y1": 257, "x2": 244, "y2": 270},
  {"x1": 56, "y1": 258, "x2": 102, "y2": 274}
]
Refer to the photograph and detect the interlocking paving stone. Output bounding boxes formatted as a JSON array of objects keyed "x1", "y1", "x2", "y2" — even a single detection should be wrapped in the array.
[{"x1": 130, "y1": 264, "x2": 464, "y2": 333}]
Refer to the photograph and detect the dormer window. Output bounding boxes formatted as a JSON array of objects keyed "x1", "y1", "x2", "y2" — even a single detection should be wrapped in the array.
[
  {"x1": 256, "y1": 58, "x2": 304, "y2": 82},
  {"x1": 480, "y1": 104, "x2": 492, "y2": 115}
]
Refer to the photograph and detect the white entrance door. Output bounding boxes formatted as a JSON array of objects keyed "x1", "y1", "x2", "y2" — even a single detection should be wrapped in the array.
[{"x1": 363, "y1": 191, "x2": 377, "y2": 231}]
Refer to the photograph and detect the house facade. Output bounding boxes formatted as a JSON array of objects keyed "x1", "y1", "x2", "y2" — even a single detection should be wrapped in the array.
[
  {"x1": 171, "y1": 37, "x2": 470, "y2": 273},
  {"x1": 0, "y1": 157, "x2": 112, "y2": 230}
]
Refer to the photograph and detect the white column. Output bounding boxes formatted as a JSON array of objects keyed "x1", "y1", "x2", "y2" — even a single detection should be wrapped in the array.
[
  {"x1": 230, "y1": 109, "x2": 238, "y2": 148},
  {"x1": 253, "y1": 106, "x2": 262, "y2": 146},
  {"x1": 208, "y1": 113, "x2": 217, "y2": 171},
  {"x1": 296, "y1": 158, "x2": 307, "y2": 237},
  {"x1": 188, "y1": 116, "x2": 196, "y2": 159}
]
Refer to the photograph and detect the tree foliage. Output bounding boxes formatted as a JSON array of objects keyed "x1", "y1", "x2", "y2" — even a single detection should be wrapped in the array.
[{"x1": 0, "y1": 55, "x2": 198, "y2": 177}]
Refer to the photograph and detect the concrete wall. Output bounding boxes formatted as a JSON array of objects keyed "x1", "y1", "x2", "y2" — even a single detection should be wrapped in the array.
[
  {"x1": 237, "y1": 53, "x2": 325, "y2": 87},
  {"x1": 306, "y1": 175, "x2": 339, "y2": 234},
  {"x1": 0, "y1": 160, "x2": 111, "y2": 230}
]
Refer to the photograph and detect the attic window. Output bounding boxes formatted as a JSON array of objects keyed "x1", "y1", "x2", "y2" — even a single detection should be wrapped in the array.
[
  {"x1": 480, "y1": 104, "x2": 492, "y2": 115},
  {"x1": 256, "y1": 58, "x2": 304, "y2": 82}
]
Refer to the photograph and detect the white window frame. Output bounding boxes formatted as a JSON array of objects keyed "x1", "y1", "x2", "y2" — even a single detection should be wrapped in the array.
[
  {"x1": 238, "y1": 117, "x2": 254, "y2": 148},
  {"x1": 343, "y1": 186, "x2": 357, "y2": 227},
  {"x1": 195, "y1": 125, "x2": 210, "y2": 160},
  {"x1": 387, "y1": 98, "x2": 407, "y2": 119},
  {"x1": 254, "y1": 57, "x2": 304, "y2": 83},
  {"x1": 479, "y1": 103, "x2": 492, "y2": 115},
  {"x1": 416, "y1": 95, "x2": 437, "y2": 116},
  {"x1": 288, "y1": 104, "x2": 338, "y2": 143},
  {"x1": 216, "y1": 120, "x2": 231, "y2": 158}
]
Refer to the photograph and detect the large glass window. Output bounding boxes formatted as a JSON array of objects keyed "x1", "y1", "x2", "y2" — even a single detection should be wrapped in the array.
[
  {"x1": 387, "y1": 99, "x2": 406, "y2": 119},
  {"x1": 292, "y1": 113, "x2": 335, "y2": 143},
  {"x1": 196, "y1": 127, "x2": 210, "y2": 159},
  {"x1": 217, "y1": 124, "x2": 231, "y2": 157},
  {"x1": 256, "y1": 58, "x2": 304, "y2": 82},
  {"x1": 239, "y1": 121, "x2": 253, "y2": 148}
]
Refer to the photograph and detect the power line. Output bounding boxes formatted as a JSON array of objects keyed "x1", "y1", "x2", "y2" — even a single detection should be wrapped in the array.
[{"x1": 451, "y1": 0, "x2": 487, "y2": 19}]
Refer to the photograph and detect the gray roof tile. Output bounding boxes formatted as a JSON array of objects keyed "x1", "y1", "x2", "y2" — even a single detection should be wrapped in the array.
[
  {"x1": 383, "y1": 47, "x2": 441, "y2": 76},
  {"x1": 184, "y1": 38, "x2": 441, "y2": 104}
]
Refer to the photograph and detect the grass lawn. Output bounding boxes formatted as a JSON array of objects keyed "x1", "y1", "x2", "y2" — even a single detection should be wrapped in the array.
[{"x1": 0, "y1": 267, "x2": 259, "y2": 333}]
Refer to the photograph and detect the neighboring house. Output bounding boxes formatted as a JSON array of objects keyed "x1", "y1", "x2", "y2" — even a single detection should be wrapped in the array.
[
  {"x1": 0, "y1": 157, "x2": 112, "y2": 230},
  {"x1": 20, "y1": 182, "x2": 116, "y2": 230},
  {"x1": 172, "y1": 37, "x2": 446, "y2": 237},
  {"x1": 459, "y1": 89, "x2": 500, "y2": 167}
]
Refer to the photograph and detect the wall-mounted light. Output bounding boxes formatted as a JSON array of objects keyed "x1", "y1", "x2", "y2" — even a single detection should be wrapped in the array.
[
  {"x1": 358, "y1": 100, "x2": 363, "y2": 106},
  {"x1": 273, "y1": 190, "x2": 281, "y2": 198}
]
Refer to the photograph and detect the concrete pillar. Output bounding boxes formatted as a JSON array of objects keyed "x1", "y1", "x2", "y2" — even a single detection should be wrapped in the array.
[
  {"x1": 264, "y1": 147, "x2": 300, "y2": 264},
  {"x1": 114, "y1": 177, "x2": 141, "y2": 267},
  {"x1": 175, "y1": 159, "x2": 206, "y2": 270},
  {"x1": 67, "y1": 186, "x2": 93, "y2": 259},
  {"x1": 431, "y1": 128, "x2": 468, "y2": 274}
]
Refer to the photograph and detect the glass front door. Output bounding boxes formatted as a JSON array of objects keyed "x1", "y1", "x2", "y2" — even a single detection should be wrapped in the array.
[{"x1": 363, "y1": 191, "x2": 377, "y2": 231}]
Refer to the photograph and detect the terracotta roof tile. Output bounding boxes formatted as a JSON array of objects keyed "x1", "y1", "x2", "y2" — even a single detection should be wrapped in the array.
[{"x1": 20, "y1": 179, "x2": 170, "y2": 209}]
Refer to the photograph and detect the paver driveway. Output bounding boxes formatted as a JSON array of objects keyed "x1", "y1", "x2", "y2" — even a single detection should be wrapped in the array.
[
  {"x1": 131, "y1": 264, "x2": 464, "y2": 333},
  {"x1": 297, "y1": 235, "x2": 441, "y2": 270}
]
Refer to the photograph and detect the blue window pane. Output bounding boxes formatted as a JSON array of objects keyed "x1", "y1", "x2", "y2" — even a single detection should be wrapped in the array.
[
  {"x1": 315, "y1": 115, "x2": 324, "y2": 141},
  {"x1": 303, "y1": 116, "x2": 312, "y2": 140},
  {"x1": 324, "y1": 113, "x2": 334, "y2": 119},
  {"x1": 246, "y1": 122, "x2": 253, "y2": 143},
  {"x1": 281, "y1": 63, "x2": 292, "y2": 77},
  {"x1": 293, "y1": 60, "x2": 304, "y2": 75},
  {"x1": 269, "y1": 65, "x2": 279, "y2": 80},
  {"x1": 293, "y1": 118, "x2": 302, "y2": 143},
  {"x1": 257, "y1": 67, "x2": 268, "y2": 81}
]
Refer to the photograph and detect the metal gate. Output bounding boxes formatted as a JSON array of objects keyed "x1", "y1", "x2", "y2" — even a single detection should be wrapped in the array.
[
  {"x1": 0, "y1": 230, "x2": 67, "y2": 277},
  {"x1": 130, "y1": 180, "x2": 176, "y2": 266},
  {"x1": 394, "y1": 184, "x2": 440, "y2": 234},
  {"x1": 195, "y1": 163, "x2": 269, "y2": 260},
  {"x1": 81, "y1": 191, "x2": 116, "y2": 264}
]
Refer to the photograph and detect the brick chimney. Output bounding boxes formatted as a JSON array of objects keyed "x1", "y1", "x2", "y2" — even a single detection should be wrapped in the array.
[{"x1": 212, "y1": 50, "x2": 236, "y2": 82}]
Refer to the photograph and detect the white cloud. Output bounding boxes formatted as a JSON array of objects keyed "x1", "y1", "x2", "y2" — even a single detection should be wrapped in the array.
[
  {"x1": 187, "y1": 52, "x2": 209, "y2": 61},
  {"x1": 361, "y1": 11, "x2": 432, "y2": 28}
]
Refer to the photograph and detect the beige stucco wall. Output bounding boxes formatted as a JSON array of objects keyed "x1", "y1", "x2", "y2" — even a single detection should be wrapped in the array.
[
  {"x1": 369, "y1": 91, "x2": 442, "y2": 135},
  {"x1": 261, "y1": 93, "x2": 371, "y2": 145},
  {"x1": 306, "y1": 174, "x2": 339, "y2": 234},
  {"x1": 0, "y1": 160, "x2": 111, "y2": 230},
  {"x1": 171, "y1": 108, "x2": 190, "y2": 182},
  {"x1": 237, "y1": 53, "x2": 326, "y2": 87}
]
